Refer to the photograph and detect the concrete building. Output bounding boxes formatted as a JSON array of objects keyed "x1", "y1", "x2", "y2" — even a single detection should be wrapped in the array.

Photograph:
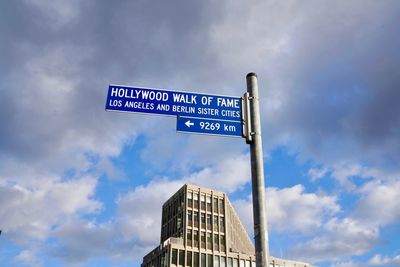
[{"x1": 141, "y1": 184, "x2": 314, "y2": 267}]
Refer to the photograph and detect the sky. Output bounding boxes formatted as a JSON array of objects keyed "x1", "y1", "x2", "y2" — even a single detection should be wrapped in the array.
[{"x1": 0, "y1": 1, "x2": 399, "y2": 267}]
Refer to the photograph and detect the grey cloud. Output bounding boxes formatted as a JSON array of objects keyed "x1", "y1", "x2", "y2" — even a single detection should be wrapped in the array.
[
  {"x1": 2, "y1": 0, "x2": 399, "y2": 177},
  {"x1": 259, "y1": 1, "x2": 400, "y2": 168},
  {"x1": 199, "y1": 0, "x2": 400, "y2": 168},
  {"x1": 0, "y1": 0, "x2": 227, "y2": 177}
]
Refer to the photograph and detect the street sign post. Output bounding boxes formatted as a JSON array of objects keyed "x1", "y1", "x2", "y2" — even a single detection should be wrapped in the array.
[
  {"x1": 176, "y1": 117, "x2": 242, "y2": 137},
  {"x1": 105, "y1": 75, "x2": 270, "y2": 267},
  {"x1": 246, "y1": 73, "x2": 269, "y2": 267}
]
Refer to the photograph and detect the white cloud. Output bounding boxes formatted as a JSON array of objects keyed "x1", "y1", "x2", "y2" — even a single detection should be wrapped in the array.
[
  {"x1": 309, "y1": 162, "x2": 400, "y2": 190},
  {"x1": 329, "y1": 254, "x2": 400, "y2": 267},
  {"x1": 116, "y1": 154, "x2": 250, "y2": 244},
  {"x1": 0, "y1": 175, "x2": 100, "y2": 242},
  {"x1": 15, "y1": 250, "x2": 42, "y2": 267},
  {"x1": 355, "y1": 180, "x2": 400, "y2": 227},
  {"x1": 268, "y1": 185, "x2": 340, "y2": 232},
  {"x1": 290, "y1": 175, "x2": 400, "y2": 263},
  {"x1": 1, "y1": 154, "x2": 250, "y2": 265},
  {"x1": 330, "y1": 163, "x2": 371, "y2": 190},
  {"x1": 290, "y1": 218, "x2": 378, "y2": 262},
  {"x1": 233, "y1": 185, "x2": 340, "y2": 235},
  {"x1": 184, "y1": 154, "x2": 250, "y2": 193},
  {"x1": 369, "y1": 254, "x2": 400, "y2": 266},
  {"x1": 48, "y1": 219, "x2": 152, "y2": 265},
  {"x1": 308, "y1": 166, "x2": 329, "y2": 181},
  {"x1": 50, "y1": 220, "x2": 114, "y2": 263},
  {"x1": 330, "y1": 261, "x2": 361, "y2": 267},
  {"x1": 140, "y1": 122, "x2": 248, "y2": 174},
  {"x1": 116, "y1": 179, "x2": 183, "y2": 244}
]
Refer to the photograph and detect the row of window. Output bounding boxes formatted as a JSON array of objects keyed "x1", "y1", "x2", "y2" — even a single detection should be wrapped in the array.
[
  {"x1": 187, "y1": 211, "x2": 225, "y2": 232},
  {"x1": 187, "y1": 192, "x2": 224, "y2": 214},
  {"x1": 143, "y1": 249, "x2": 169, "y2": 267},
  {"x1": 162, "y1": 212, "x2": 184, "y2": 241},
  {"x1": 187, "y1": 230, "x2": 226, "y2": 251},
  {"x1": 171, "y1": 249, "x2": 256, "y2": 267},
  {"x1": 162, "y1": 194, "x2": 185, "y2": 224}
]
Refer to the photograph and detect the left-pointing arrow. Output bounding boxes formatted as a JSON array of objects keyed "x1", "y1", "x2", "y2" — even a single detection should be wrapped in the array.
[{"x1": 185, "y1": 120, "x2": 194, "y2": 127}]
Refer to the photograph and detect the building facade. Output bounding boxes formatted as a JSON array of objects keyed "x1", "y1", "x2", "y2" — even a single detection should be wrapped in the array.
[{"x1": 141, "y1": 184, "x2": 313, "y2": 267}]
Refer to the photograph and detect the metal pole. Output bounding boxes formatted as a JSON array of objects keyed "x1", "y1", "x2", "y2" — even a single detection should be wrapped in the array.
[{"x1": 246, "y1": 72, "x2": 270, "y2": 267}]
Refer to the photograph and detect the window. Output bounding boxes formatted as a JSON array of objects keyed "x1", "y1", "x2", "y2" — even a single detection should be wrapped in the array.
[
  {"x1": 188, "y1": 210, "x2": 193, "y2": 227},
  {"x1": 220, "y1": 235, "x2": 226, "y2": 251},
  {"x1": 179, "y1": 194, "x2": 184, "y2": 210},
  {"x1": 162, "y1": 251, "x2": 168, "y2": 267},
  {"x1": 240, "y1": 260, "x2": 245, "y2": 267},
  {"x1": 207, "y1": 214, "x2": 212, "y2": 230},
  {"x1": 177, "y1": 216, "x2": 182, "y2": 230},
  {"x1": 233, "y1": 259, "x2": 238, "y2": 267},
  {"x1": 201, "y1": 194, "x2": 206, "y2": 210},
  {"x1": 206, "y1": 196, "x2": 212, "y2": 211},
  {"x1": 208, "y1": 254, "x2": 213, "y2": 267},
  {"x1": 162, "y1": 211, "x2": 166, "y2": 224},
  {"x1": 201, "y1": 212, "x2": 206, "y2": 229},
  {"x1": 214, "y1": 256, "x2": 220, "y2": 267},
  {"x1": 187, "y1": 251, "x2": 192, "y2": 267},
  {"x1": 188, "y1": 192, "x2": 193, "y2": 207},
  {"x1": 194, "y1": 252, "x2": 199, "y2": 267},
  {"x1": 221, "y1": 257, "x2": 226, "y2": 267},
  {"x1": 194, "y1": 230, "x2": 199, "y2": 248},
  {"x1": 245, "y1": 260, "x2": 250, "y2": 267},
  {"x1": 172, "y1": 249, "x2": 178, "y2": 266},
  {"x1": 187, "y1": 229, "x2": 192, "y2": 247},
  {"x1": 165, "y1": 206, "x2": 169, "y2": 222},
  {"x1": 201, "y1": 253, "x2": 206, "y2": 267},
  {"x1": 219, "y1": 199, "x2": 224, "y2": 213},
  {"x1": 251, "y1": 262, "x2": 256, "y2": 267},
  {"x1": 219, "y1": 217, "x2": 225, "y2": 232},
  {"x1": 194, "y1": 193, "x2": 199, "y2": 209},
  {"x1": 228, "y1": 258, "x2": 233, "y2": 267},
  {"x1": 214, "y1": 234, "x2": 219, "y2": 251},
  {"x1": 201, "y1": 231, "x2": 206, "y2": 249},
  {"x1": 179, "y1": 250, "x2": 184, "y2": 267},
  {"x1": 194, "y1": 211, "x2": 199, "y2": 228},
  {"x1": 174, "y1": 200, "x2": 177, "y2": 214},
  {"x1": 207, "y1": 232, "x2": 212, "y2": 250},
  {"x1": 213, "y1": 215, "x2": 218, "y2": 231},
  {"x1": 213, "y1": 197, "x2": 218, "y2": 212}
]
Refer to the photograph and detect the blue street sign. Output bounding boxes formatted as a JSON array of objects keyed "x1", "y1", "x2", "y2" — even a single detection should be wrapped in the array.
[
  {"x1": 105, "y1": 85, "x2": 242, "y2": 122},
  {"x1": 176, "y1": 117, "x2": 242, "y2": 137}
]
